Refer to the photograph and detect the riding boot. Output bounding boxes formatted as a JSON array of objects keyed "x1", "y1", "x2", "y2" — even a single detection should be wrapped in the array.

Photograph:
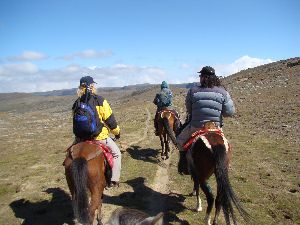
[{"x1": 178, "y1": 151, "x2": 189, "y2": 175}]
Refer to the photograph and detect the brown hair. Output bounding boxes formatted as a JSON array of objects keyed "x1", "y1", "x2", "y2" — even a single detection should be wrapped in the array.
[{"x1": 200, "y1": 74, "x2": 223, "y2": 88}]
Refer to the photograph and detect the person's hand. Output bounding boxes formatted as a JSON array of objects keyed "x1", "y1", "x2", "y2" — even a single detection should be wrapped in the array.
[{"x1": 115, "y1": 133, "x2": 120, "y2": 140}]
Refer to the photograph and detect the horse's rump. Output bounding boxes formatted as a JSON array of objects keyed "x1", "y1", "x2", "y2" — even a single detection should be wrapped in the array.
[
  {"x1": 64, "y1": 141, "x2": 113, "y2": 167},
  {"x1": 184, "y1": 123, "x2": 232, "y2": 166},
  {"x1": 64, "y1": 142, "x2": 107, "y2": 225},
  {"x1": 157, "y1": 109, "x2": 179, "y2": 120}
]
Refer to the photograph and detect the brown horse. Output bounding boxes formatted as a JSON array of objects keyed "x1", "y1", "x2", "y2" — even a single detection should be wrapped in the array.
[
  {"x1": 63, "y1": 142, "x2": 106, "y2": 225},
  {"x1": 156, "y1": 109, "x2": 179, "y2": 159},
  {"x1": 186, "y1": 122, "x2": 250, "y2": 225}
]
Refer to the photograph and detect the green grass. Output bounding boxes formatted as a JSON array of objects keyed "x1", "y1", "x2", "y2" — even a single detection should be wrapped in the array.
[{"x1": 0, "y1": 69, "x2": 299, "y2": 225}]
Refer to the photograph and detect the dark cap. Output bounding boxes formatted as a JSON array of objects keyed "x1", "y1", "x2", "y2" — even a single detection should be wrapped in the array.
[
  {"x1": 197, "y1": 66, "x2": 215, "y2": 76},
  {"x1": 79, "y1": 76, "x2": 97, "y2": 86}
]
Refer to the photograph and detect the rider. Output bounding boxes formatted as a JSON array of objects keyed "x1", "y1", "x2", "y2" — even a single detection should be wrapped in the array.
[
  {"x1": 72, "y1": 76, "x2": 121, "y2": 188},
  {"x1": 153, "y1": 81, "x2": 180, "y2": 136},
  {"x1": 176, "y1": 66, "x2": 235, "y2": 174}
]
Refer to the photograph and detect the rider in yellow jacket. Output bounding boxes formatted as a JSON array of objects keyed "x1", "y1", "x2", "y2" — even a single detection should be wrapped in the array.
[{"x1": 72, "y1": 76, "x2": 121, "y2": 188}]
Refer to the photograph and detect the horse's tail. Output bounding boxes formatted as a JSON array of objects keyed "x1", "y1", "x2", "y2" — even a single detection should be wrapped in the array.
[
  {"x1": 162, "y1": 117, "x2": 178, "y2": 147},
  {"x1": 71, "y1": 157, "x2": 90, "y2": 224},
  {"x1": 213, "y1": 145, "x2": 250, "y2": 225}
]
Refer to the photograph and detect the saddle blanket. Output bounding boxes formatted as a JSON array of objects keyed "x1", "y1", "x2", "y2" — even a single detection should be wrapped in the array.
[
  {"x1": 183, "y1": 128, "x2": 230, "y2": 152},
  {"x1": 67, "y1": 140, "x2": 114, "y2": 168},
  {"x1": 85, "y1": 140, "x2": 114, "y2": 168},
  {"x1": 157, "y1": 109, "x2": 180, "y2": 120}
]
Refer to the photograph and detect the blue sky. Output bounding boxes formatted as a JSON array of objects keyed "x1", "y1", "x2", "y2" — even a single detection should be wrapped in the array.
[{"x1": 0, "y1": 0, "x2": 299, "y2": 93}]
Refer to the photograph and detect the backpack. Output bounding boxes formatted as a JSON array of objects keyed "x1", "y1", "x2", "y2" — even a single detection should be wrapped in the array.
[
  {"x1": 158, "y1": 91, "x2": 172, "y2": 108},
  {"x1": 73, "y1": 92, "x2": 101, "y2": 139}
]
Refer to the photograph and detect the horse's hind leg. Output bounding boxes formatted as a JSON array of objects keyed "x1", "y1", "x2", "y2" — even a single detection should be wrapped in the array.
[
  {"x1": 165, "y1": 135, "x2": 170, "y2": 159},
  {"x1": 193, "y1": 180, "x2": 202, "y2": 212},
  {"x1": 159, "y1": 135, "x2": 165, "y2": 159},
  {"x1": 89, "y1": 185, "x2": 102, "y2": 225},
  {"x1": 212, "y1": 192, "x2": 222, "y2": 225},
  {"x1": 200, "y1": 182, "x2": 214, "y2": 225}
]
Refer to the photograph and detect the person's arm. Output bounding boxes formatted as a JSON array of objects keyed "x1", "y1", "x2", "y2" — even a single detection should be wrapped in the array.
[
  {"x1": 222, "y1": 91, "x2": 235, "y2": 117},
  {"x1": 71, "y1": 99, "x2": 78, "y2": 115},
  {"x1": 185, "y1": 89, "x2": 192, "y2": 119},
  {"x1": 153, "y1": 93, "x2": 159, "y2": 105},
  {"x1": 97, "y1": 98, "x2": 120, "y2": 136}
]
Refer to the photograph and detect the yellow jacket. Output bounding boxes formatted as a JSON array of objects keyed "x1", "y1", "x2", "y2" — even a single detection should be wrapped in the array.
[{"x1": 94, "y1": 96, "x2": 120, "y2": 140}]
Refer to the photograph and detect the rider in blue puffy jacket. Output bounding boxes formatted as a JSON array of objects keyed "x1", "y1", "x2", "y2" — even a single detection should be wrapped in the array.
[{"x1": 176, "y1": 66, "x2": 235, "y2": 174}]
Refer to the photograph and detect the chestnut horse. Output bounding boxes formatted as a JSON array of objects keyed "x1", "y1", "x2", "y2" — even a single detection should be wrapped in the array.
[
  {"x1": 156, "y1": 110, "x2": 179, "y2": 159},
  {"x1": 63, "y1": 142, "x2": 106, "y2": 225},
  {"x1": 186, "y1": 122, "x2": 250, "y2": 225}
]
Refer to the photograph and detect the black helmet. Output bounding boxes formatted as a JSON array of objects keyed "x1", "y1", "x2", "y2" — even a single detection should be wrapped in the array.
[{"x1": 197, "y1": 66, "x2": 215, "y2": 76}]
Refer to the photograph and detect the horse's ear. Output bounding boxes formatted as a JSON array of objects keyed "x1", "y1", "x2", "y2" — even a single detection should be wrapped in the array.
[
  {"x1": 139, "y1": 212, "x2": 163, "y2": 225},
  {"x1": 151, "y1": 212, "x2": 163, "y2": 225}
]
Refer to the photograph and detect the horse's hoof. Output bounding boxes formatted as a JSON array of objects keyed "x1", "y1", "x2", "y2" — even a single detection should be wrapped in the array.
[
  {"x1": 204, "y1": 215, "x2": 211, "y2": 225},
  {"x1": 189, "y1": 191, "x2": 196, "y2": 196},
  {"x1": 196, "y1": 207, "x2": 202, "y2": 212}
]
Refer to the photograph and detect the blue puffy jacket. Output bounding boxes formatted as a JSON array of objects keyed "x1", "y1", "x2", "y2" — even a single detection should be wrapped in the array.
[{"x1": 185, "y1": 85, "x2": 235, "y2": 127}]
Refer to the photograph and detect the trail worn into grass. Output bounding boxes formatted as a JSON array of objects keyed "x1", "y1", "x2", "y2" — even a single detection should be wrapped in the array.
[
  {"x1": 139, "y1": 108, "x2": 171, "y2": 214},
  {"x1": 148, "y1": 158, "x2": 171, "y2": 214},
  {"x1": 101, "y1": 107, "x2": 172, "y2": 223}
]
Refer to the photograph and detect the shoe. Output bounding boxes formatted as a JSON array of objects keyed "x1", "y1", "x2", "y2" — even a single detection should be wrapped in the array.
[{"x1": 106, "y1": 181, "x2": 119, "y2": 189}]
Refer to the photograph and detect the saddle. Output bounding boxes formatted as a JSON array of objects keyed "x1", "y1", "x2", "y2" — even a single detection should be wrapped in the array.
[
  {"x1": 65, "y1": 140, "x2": 114, "y2": 168},
  {"x1": 157, "y1": 109, "x2": 180, "y2": 121},
  {"x1": 183, "y1": 122, "x2": 231, "y2": 152},
  {"x1": 63, "y1": 140, "x2": 113, "y2": 184}
]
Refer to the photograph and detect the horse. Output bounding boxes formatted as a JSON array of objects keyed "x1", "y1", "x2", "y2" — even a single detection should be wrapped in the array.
[
  {"x1": 155, "y1": 109, "x2": 180, "y2": 159},
  {"x1": 185, "y1": 122, "x2": 250, "y2": 225},
  {"x1": 108, "y1": 207, "x2": 164, "y2": 225},
  {"x1": 63, "y1": 142, "x2": 107, "y2": 225}
]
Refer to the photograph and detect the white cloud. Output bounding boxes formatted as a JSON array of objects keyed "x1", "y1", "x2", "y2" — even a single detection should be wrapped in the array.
[
  {"x1": 0, "y1": 63, "x2": 39, "y2": 75},
  {"x1": 0, "y1": 63, "x2": 167, "y2": 93},
  {"x1": 180, "y1": 63, "x2": 191, "y2": 69},
  {"x1": 168, "y1": 56, "x2": 274, "y2": 84},
  {"x1": 61, "y1": 49, "x2": 113, "y2": 60},
  {"x1": 214, "y1": 55, "x2": 274, "y2": 77},
  {"x1": 7, "y1": 51, "x2": 48, "y2": 62},
  {"x1": 0, "y1": 55, "x2": 274, "y2": 93}
]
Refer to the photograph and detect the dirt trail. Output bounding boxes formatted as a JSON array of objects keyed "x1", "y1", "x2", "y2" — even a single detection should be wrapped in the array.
[
  {"x1": 148, "y1": 158, "x2": 171, "y2": 214},
  {"x1": 101, "y1": 108, "x2": 172, "y2": 224}
]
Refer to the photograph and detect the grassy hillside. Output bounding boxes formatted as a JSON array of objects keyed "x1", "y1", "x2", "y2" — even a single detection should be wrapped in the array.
[{"x1": 0, "y1": 57, "x2": 299, "y2": 225}]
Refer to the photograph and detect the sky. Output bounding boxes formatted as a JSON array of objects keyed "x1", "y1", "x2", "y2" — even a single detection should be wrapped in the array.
[{"x1": 0, "y1": 0, "x2": 299, "y2": 93}]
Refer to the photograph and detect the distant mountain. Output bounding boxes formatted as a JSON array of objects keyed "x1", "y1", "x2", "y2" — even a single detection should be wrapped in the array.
[
  {"x1": 4, "y1": 57, "x2": 300, "y2": 97},
  {"x1": 30, "y1": 82, "x2": 198, "y2": 97},
  {"x1": 32, "y1": 88, "x2": 77, "y2": 96}
]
